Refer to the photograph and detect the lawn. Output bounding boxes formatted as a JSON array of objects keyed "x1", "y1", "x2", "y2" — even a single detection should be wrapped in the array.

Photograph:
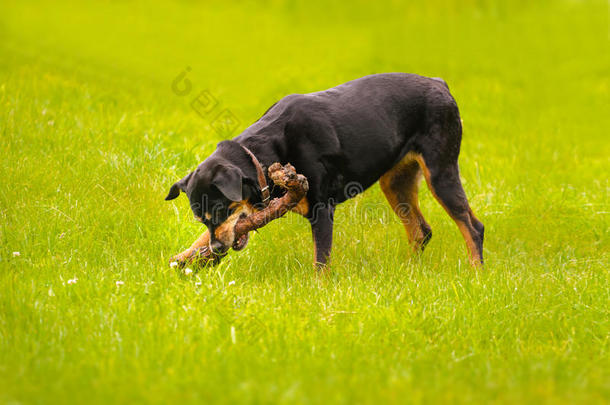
[{"x1": 0, "y1": 0, "x2": 608, "y2": 403}]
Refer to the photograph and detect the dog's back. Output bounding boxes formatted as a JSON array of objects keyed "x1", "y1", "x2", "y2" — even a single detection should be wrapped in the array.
[{"x1": 239, "y1": 73, "x2": 460, "y2": 199}]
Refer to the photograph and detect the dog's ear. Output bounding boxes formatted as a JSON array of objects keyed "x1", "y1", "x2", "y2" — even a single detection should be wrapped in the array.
[
  {"x1": 212, "y1": 165, "x2": 243, "y2": 202},
  {"x1": 165, "y1": 173, "x2": 192, "y2": 201},
  {"x1": 165, "y1": 183, "x2": 181, "y2": 200}
]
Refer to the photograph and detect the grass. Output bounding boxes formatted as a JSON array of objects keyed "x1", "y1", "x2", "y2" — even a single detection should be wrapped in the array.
[{"x1": 0, "y1": 0, "x2": 609, "y2": 403}]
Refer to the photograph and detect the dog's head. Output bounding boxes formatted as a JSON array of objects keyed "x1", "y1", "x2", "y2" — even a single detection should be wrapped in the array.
[{"x1": 165, "y1": 146, "x2": 256, "y2": 254}]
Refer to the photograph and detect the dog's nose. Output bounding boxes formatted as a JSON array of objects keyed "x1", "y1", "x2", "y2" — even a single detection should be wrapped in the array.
[{"x1": 210, "y1": 240, "x2": 225, "y2": 254}]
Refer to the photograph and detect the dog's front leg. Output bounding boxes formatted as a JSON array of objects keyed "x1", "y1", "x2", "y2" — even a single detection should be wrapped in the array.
[
  {"x1": 309, "y1": 204, "x2": 335, "y2": 268},
  {"x1": 170, "y1": 230, "x2": 210, "y2": 265}
]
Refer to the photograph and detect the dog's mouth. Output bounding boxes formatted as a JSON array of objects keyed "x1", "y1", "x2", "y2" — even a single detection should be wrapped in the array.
[{"x1": 232, "y1": 232, "x2": 249, "y2": 251}]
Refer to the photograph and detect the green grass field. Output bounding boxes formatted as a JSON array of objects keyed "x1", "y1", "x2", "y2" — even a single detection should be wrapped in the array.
[{"x1": 1, "y1": 0, "x2": 609, "y2": 403}]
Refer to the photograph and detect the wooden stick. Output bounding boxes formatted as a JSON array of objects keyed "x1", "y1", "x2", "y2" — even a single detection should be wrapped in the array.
[{"x1": 234, "y1": 163, "x2": 309, "y2": 236}]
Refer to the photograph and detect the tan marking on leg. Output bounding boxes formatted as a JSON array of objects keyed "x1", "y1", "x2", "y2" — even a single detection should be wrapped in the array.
[
  {"x1": 414, "y1": 154, "x2": 432, "y2": 185},
  {"x1": 456, "y1": 220, "x2": 482, "y2": 267},
  {"x1": 380, "y1": 152, "x2": 430, "y2": 251}
]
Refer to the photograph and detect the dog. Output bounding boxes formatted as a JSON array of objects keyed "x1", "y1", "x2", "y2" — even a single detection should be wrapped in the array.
[{"x1": 166, "y1": 73, "x2": 484, "y2": 267}]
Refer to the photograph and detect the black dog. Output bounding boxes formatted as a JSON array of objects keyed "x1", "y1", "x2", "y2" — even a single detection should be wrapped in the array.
[{"x1": 166, "y1": 73, "x2": 484, "y2": 267}]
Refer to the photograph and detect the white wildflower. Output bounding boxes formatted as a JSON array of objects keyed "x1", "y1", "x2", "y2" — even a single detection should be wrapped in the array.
[
  {"x1": 67, "y1": 278, "x2": 78, "y2": 285},
  {"x1": 228, "y1": 280, "x2": 235, "y2": 286},
  {"x1": 184, "y1": 268, "x2": 193, "y2": 275},
  {"x1": 116, "y1": 280, "x2": 124, "y2": 286},
  {"x1": 169, "y1": 261, "x2": 178, "y2": 268},
  {"x1": 12, "y1": 251, "x2": 20, "y2": 257}
]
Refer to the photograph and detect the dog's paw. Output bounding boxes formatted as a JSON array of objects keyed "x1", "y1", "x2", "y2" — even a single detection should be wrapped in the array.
[
  {"x1": 169, "y1": 247, "x2": 220, "y2": 269},
  {"x1": 169, "y1": 253, "x2": 190, "y2": 268}
]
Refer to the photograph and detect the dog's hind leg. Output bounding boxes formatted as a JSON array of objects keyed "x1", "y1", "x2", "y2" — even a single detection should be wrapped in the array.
[
  {"x1": 379, "y1": 153, "x2": 432, "y2": 252},
  {"x1": 414, "y1": 122, "x2": 484, "y2": 266}
]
